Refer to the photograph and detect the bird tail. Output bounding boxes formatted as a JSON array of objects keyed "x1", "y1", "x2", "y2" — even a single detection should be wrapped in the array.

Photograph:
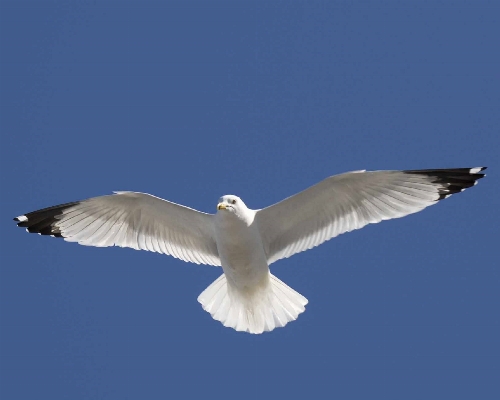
[{"x1": 197, "y1": 273, "x2": 308, "y2": 334}]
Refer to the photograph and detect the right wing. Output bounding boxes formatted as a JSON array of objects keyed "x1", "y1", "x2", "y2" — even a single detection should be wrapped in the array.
[
  {"x1": 256, "y1": 168, "x2": 486, "y2": 265},
  {"x1": 14, "y1": 191, "x2": 221, "y2": 266}
]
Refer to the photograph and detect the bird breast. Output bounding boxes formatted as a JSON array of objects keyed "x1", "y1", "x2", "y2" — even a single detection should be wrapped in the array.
[{"x1": 214, "y1": 213, "x2": 269, "y2": 289}]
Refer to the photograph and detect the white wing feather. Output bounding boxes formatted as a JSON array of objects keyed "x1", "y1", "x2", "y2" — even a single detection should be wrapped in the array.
[
  {"x1": 256, "y1": 168, "x2": 485, "y2": 265},
  {"x1": 16, "y1": 192, "x2": 220, "y2": 266}
]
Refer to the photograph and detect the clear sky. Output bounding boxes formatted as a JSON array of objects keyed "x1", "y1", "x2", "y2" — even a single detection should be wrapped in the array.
[{"x1": 1, "y1": 1, "x2": 498, "y2": 399}]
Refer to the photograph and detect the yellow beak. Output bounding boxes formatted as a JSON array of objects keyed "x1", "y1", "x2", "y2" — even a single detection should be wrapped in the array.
[{"x1": 217, "y1": 203, "x2": 227, "y2": 211}]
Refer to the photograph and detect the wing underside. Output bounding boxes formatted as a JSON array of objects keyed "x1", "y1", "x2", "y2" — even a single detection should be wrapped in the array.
[
  {"x1": 256, "y1": 167, "x2": 486, "y2": 264},
  {"x1": 14, "y1": 192, "x2": 221, "y2": 266}
]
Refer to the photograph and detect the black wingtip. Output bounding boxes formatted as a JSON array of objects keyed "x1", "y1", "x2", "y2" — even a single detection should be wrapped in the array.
[
  {"x1": 13, "y1": 200, "x2": 80, "y2": 237},
  {"x1": 403, "y1": 167, "x2": 487, "y2": 201}
]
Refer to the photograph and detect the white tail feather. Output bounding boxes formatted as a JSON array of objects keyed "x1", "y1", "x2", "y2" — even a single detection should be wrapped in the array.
[{"x1": 197, "y1": 273, "x2": 308, "y2": 334}]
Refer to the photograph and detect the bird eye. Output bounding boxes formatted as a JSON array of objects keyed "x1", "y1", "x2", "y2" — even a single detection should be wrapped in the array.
[{"x1": 231, "y1": 199, "x2": 236, "y2": 204}]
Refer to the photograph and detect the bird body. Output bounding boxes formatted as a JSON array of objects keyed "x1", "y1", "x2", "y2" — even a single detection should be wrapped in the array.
[
  {"x1": 214, "y1": 196, "x2": 266, "y2": 289},
  {"x1": 14, "y1": 167, "x2": 486, "y2": 334},
  {"x1": 205, "y1": 195, "x2": 307, "y2": 333}
]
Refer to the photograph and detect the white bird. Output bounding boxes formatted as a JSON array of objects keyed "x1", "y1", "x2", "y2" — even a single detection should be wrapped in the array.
[{"x1": 14, "y1": 167, "x2": 486, "y2": 334}]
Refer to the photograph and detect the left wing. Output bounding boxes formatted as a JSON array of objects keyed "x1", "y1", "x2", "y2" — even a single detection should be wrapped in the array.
[
  {"x1": 14, "y1": 191, "x2": 221, "y2": 266},
  {"x1": 256, "y1": 168, "x2": 486, "y2": 265}
]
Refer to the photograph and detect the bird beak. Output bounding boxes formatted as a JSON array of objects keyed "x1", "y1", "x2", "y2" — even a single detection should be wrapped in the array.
[{"x1": 217, "y1": 203, "x2": 227, "y2": 211}]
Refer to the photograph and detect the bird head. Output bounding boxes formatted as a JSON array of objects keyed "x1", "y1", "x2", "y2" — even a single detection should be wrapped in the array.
[{"x1": 217, "y1": 195, "x2": 246, "y2": 214}]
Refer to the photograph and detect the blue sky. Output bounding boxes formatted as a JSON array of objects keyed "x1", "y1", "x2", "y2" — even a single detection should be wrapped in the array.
[{"x1": 1, "y1": 0, "x2": 498, "y2": 399}]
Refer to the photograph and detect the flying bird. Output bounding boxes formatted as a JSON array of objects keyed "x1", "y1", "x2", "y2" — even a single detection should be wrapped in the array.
[{"x1": 14, "y1": 167, "x2": 486, "y2": 334}]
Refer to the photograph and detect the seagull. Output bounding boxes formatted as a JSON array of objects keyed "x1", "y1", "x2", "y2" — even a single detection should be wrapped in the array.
[{"x1": 14, "y1": 167, "x2": 486, "y2": 334}]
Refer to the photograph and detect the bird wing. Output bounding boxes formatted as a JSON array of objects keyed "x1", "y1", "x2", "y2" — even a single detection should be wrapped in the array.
[
  {"x1": 14, "y1": 192, "x2": 221, "y2": 266},
  {"x1": 256, "y1": 168, "x2": 486, "y2": 265}
]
